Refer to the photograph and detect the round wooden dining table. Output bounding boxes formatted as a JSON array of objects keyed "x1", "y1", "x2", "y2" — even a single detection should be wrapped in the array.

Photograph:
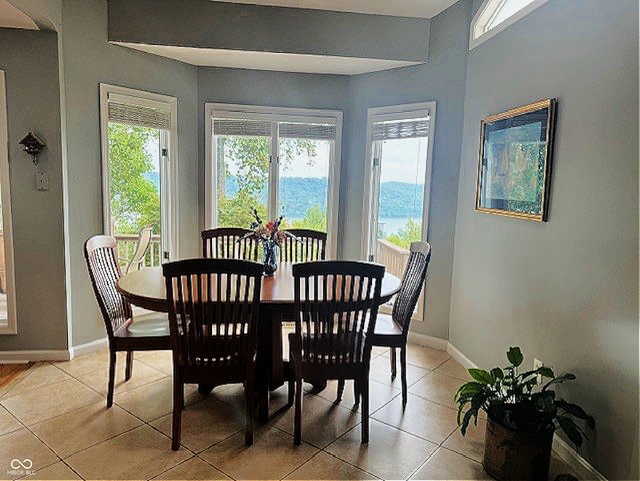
[{"x1": 117, "y1": 261, "x2": 401, "y2": 420}]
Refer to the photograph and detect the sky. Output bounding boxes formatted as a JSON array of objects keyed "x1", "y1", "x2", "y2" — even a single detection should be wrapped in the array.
[{"x1": 281, "y1": 136, "x2": 428, "y2": 185}]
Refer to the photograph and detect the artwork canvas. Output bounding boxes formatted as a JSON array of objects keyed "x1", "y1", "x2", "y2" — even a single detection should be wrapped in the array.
[{"x1": 475, "y1": 99, "x2": 557, "y2": 221}]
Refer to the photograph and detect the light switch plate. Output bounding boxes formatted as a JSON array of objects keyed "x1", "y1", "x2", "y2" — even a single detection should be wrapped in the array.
[{"x1": 36, "y1": 170, "x2": 49, "y2": 191}]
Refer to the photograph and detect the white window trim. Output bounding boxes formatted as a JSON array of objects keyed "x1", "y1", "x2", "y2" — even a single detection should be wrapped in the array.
[
  {"x1": 469, "y1": 0, "x2": 552, "y2": 50},
  {"x1": 99, "y1": 83, "x2": 179, "y2": 261},
  {"x1": 0, "y1": 70, "x2": 18, "y2": 335},
  {"x1": 360, "y1": 101, "x2": 437, "y2": 261},
  {"x1": 204, "y1": 103, "x2": 343, "y2": 259}
]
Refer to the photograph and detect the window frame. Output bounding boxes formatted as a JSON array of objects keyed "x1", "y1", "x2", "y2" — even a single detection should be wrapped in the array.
[
  {"x1": 469, "y1": 0, "x2": 552, "y2": 50},
  {"x1": 0, "y1": 70, "x2": 17, "y2": 335},
  {"x1": 204, "y1": 103, "x2": 343, "y2": 259},
  {"x1": 99, "y1": 83, "x2": 179, "y2": 262},
  {"x1": 360, "y1": 101, "x2": 437, "y2": 262}
]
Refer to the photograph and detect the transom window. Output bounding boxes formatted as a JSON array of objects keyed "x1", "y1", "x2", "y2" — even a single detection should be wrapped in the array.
[
  {"x1": 470, "y1": 0, "x2": 551, "y2": 49},
  {"x1": 205, "y1": 104, "x2": 342, "y2": 258}
]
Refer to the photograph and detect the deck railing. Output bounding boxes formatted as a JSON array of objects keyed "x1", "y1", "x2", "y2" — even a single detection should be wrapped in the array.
[
  {"x1": 376, "y1": 238, "x2": 424, "y2": 320},
  {"x1": 115, "y1": 233, "x2": 162, "y2": 270}
]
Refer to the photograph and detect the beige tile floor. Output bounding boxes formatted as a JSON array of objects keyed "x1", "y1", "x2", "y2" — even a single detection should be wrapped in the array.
[{"x1": 0, "y1": 344, "x2": 581, "y2": 480}]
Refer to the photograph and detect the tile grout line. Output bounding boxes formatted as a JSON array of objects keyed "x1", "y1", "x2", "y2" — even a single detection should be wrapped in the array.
[
  {"x1": 0, "y1": 363, "x2": 36, "y2": 401},
  {"x1": 277, "y1": 448, "x2": 324, "y2": 480},
  {"x1": 9, "y1": 351, "x2": 471, "y2": 480},
  {"x1": 50, "y1": 357, "x2": 170, "y2": 399},
  {"x1": 195, "y1": 451, "x2": 238, "y2": 481}
]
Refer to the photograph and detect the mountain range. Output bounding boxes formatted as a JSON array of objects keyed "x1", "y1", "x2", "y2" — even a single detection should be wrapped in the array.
[{"x1": 144, "y1": 173, "x2": 424, "y2": 219}]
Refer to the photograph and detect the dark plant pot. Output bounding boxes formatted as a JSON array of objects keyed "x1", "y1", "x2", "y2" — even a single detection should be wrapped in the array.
[{"x1": 483, "y1": 414, "x2": 554, "y2": 481}]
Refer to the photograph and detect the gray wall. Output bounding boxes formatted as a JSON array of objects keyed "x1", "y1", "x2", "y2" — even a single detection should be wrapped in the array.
[
  {"x1": 197, "y1": 67, "x2": 350, "y2": 235},
  {"x1": 0, "y1": 29, "x2": 67, "y2": 351},
  {"x1": 449, "y1": 0, "x2": 639, "y2": 478},
  {"x1": 109, "y1": 0, "x2": 429, "y2": 62},
  {"x1": 342, "y1": 0, "x2": 472, "y2": 339},
  {"x1": 61, "y1": 0, "x2": 199, "y2": 347}
]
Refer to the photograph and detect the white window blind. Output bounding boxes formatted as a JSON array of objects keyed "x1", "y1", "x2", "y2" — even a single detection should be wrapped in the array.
[
  {"x1": 372, "y1": 117, "x2": 430, "y2": 141},
  {"x1": 213, "y1": 118, "x2": 272, "y2": 137},
  {"x1": 107, "y1": 93, "x2": 171, "y2": 130},
  {"x1": 213, "y1": 119, "x2": 336, "y2": 140},
  {"x1": 278, "y1": 122, "x2": 336, "y2": 140}
]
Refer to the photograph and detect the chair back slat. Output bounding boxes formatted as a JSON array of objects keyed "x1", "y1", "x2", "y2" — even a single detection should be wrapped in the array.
[
  {"x1": 282, "y1": 229, "x2": 327, "y2": 262},
  {"x1": 126, "y1": 224, "x2": 154, "y2": 273},
  {"x1": 293, "y1": 261, "x2": 384, "y2": 366},
  {"x1": 201, "y1": 228, "x2": 259, "y2": 261},
  {"x1": 392, "y1": 241, "x2": 432, "y2": 334},
  {"x1": 84, "y1": 235, "x2": 132, "y2": 338},
  {"x1": 163, "y1": 258, "x2": 262, "y2": 369}
]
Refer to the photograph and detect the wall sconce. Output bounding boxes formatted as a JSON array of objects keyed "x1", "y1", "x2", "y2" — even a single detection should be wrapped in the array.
[{"x1": 18, "y1": 132, "x2": 46, "y2": 165}]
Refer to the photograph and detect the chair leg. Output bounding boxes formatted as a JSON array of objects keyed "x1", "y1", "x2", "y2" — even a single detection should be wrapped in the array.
[
  {"x1": 244, "y1": 369, "x2": 254, "y2": 446},
  {"x1": 287, "y1": 380, "x2": 294, "y2": 407},
  {"x1": 361, "y1": 374, "x2": 370, "y2": 444},
  {"x1": 401, "y1": 345, "x2": 408, "y2": 409},
  {"x1": 171, "y1": 374, "x2": 183, "y2": 451},
  {"x1": 294, "y1": 377, "x2": 303, "y2": 445},
  {"x1": 125, "y1": 351, "x2": 133, "y2": 381},
  {"x1": 336, "y1": 378, "x2": 345, "y2": 403},
  {"x1": 353, "y1": 378, "x2": 361, "y2": 406},
  {"x1": 390, "y1": 347, "x2": 397, "y2": 379},
  {"x1": 107, "y1": 350, "x2": 116, "y2": 408}
]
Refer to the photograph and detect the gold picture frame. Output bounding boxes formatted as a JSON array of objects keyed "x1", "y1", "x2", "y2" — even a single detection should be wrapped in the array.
[{"x1": 475, "y1": 98, "x2": 557, "y2": 221}]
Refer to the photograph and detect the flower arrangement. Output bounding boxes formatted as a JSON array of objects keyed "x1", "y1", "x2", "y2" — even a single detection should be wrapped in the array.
[
  {"x1": 240, "y1": 209, "x2": 297, "y2": 276},
  {"x1": 241, "y1": 209, "x2": 292, "y2": 245}
]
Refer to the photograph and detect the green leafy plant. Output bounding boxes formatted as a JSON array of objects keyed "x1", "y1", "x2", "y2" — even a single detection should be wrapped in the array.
[{"x1": 455, "y1": 347, "x2": 595, "y2": 447}]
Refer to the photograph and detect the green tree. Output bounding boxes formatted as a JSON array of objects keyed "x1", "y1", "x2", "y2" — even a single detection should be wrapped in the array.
[
  {"x1": 385, "y1": 218, "x2": 422, "y2": 249},
  {"x1": 287, "y1": 205, "x2": 327, "y2": 231},
  {"x1": 217, "y1": 136, "x2": 319, "y2": 228},
  {"x1": 108, "y1": 123, "x2": 160, "y2": 235}
]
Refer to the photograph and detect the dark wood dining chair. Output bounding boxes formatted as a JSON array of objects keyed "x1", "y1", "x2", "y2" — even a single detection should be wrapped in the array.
[
  {"x1": 163, "y1": 258, "x2": 263, "y2": 450},
  {"x1": 84, "y1": 235, "x2": 170, "y2": 408},
  {"x1": 201, "y1": 227, "x2": 259, "y2": 261},
  {"x1": 282, "y1": 229, "x2": 327, "y2": 262},
  {"x1": 370, "y1": 241, "x2": 431, "y2": 408},
  {"x1": 289, "y1": 261, "x2": 384, "y2": 444}
]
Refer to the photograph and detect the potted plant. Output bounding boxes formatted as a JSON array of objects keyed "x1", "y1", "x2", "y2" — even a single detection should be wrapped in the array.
[{"x1": 455, "y1": 347, "x2": 594, "y2": 481}]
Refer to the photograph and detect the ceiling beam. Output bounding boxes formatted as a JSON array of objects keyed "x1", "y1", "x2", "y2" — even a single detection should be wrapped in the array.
[{"x1": 108, "y1": 0, "x2": 430, "y2": 63}]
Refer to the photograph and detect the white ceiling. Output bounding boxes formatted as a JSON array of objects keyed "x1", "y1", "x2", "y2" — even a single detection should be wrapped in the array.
[
  {"x1": 212, "y1": 0, "x2": 459, "y2": 18},
  {"x1": 115, "y1": 42, "x2": 422, "y2": 75},
  {"x1": 0, "y1": 0, "x2": 38, "y2": 29}
]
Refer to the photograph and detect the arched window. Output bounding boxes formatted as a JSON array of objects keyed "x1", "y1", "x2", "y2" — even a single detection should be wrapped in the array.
[{"x1": 470, "y1": 0, "x2": 551, "y2": 49}]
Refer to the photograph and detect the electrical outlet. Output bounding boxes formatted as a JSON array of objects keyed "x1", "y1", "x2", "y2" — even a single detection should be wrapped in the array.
[
  {"x1": 36, "y1": 170, "x2": 49, "y2": 191},
  {"x1": 533, "y1": 358, "x2": 544, "y2": 383}
]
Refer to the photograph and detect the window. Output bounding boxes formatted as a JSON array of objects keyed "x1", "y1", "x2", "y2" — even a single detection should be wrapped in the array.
[
  {"x1": 361, "y1": 102, "x2": 436, "y2": 321},
  {"x1": 0, "y1": 70, "x2": 17, "y2": 334},
  {"x1": 100, "y1": 84, "x2": 178, "y2": 268},
  {"x1": 470, "y1": 0, "x2": 551, "y2": 49},
  {"x1": 205, "y1": 104, "x2": 342, "y2": 258}
]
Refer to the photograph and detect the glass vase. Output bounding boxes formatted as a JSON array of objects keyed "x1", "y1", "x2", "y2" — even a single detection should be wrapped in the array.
[{"x1": 262, "y1": 240, "x2": 279, "y2": 277}]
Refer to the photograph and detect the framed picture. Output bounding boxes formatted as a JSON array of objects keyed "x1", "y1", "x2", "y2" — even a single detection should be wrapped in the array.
[{"x1": 475, "y1": 98, "x2": 557, "y2": 221}]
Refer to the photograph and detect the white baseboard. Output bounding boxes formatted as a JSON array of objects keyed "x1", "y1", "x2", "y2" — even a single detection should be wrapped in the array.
[
  {"x1": 0, "y1": 349, "x2": 71, "y2": 363},
  {"x1": 407, "y1": 331, "x2": 448, "y2": 351},
  {"x1": 442, "y1": 338, "x2": 607, "y2": 481},
  {"x1": 69, "y1": 337, "x2": 108, "y2": 359},
  {"x1": 446, "y1": 342, "x2": 477, "y2": 369},
  {"x1": 553, "y1": 434, "x2": 606, "y2": 480}
]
